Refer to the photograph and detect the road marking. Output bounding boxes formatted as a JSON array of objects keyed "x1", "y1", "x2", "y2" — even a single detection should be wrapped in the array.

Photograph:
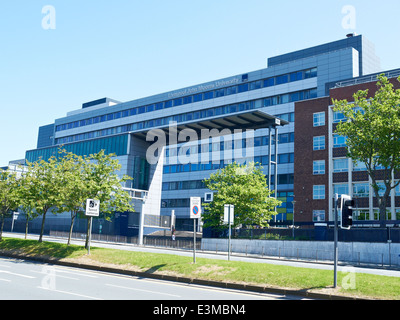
[
  {"x1": 0, "y1": 270, "x2": 35, "y2": 279},
  {"x1": 29, "y1": 270, "x2": 79, "y2": 281},
  {"x1": 38, "y1": 286, "x2": 103, "y2": 300},
  {"x1": 53, "y1": 268, "x2": 98, "y2": 278},
  {"x1": 105, "y1": 283, "x2": 181, "y2": 298},
  {"x1": 0, "y1": 278, "x2": 11, "y2": 282}
]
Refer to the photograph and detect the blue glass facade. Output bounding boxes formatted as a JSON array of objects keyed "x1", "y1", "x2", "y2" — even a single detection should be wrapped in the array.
[{"x1": 26, "y1": 134, "x2": 129, "y2": 163}]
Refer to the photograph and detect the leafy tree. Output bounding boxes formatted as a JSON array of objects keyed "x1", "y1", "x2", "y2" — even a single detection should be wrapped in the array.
[
  {"x1": 202, "y1": 162, "x2": 281, "y2": 230},
  {"x1": 0, "y1": 170, "x2": 19, "y2": 241},
  {"x1": 80, "y1": 151, "x2": 134, "y2": 248},
  {"x1": 24, "y1": 157, "x2": 63, "y2": 242},
  {"x1": 53, "y1": 150, "x2": 86, "y2": 245},
  {"x1": 333, "y1": 74, "x2": 400, "y2": 227},
  {"x1": 16, "y1": 170, "x2": 39, "y2": 239}
]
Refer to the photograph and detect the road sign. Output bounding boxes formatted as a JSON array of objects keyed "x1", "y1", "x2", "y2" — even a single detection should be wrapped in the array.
[
  {"x1": 190, "y1": 197, "x2": 202, "y2": 219},
  {"x1": 85, "y1": 199, "x2": 100, "y2": 217},
  {"x1": 223, "y1": 204, "x2": 234, "y2": 261},
  {"x1": 224, "y1": 204, "x2": 234, "y2": 225}
]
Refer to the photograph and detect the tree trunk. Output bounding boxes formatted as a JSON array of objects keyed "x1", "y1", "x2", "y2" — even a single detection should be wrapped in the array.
[
  {"x1": 85, "y1": 217, "x2": 91, "y2": 249},
  {"x1": 68, "y1": 212, "x2": 76, "y2": 246},
  {"x1": 39, "y1": 210, "x2": 47, "y2": 243},
  {"x1": 25, "y1": 218, "x2": 29, "y2": 239},
  {"x1": 0, "y1": 215, "x2": 4, "y2": 242},
  {"x1": 379, "y1": 201, "x2": 387, "y2": 228}
]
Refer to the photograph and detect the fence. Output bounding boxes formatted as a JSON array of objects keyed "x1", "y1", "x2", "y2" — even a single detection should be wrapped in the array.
[
  {"x1": 48, "y1": 230, "x2": 202, "y2": 250},
  {"x1": 201, "y1": 238, "x2": 400, "y2": 268}
]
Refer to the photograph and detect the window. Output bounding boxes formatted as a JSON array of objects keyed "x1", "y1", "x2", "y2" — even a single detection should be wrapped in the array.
[
  {"x1": 313, "y1": 210, "x2": 325, "y2": 222},
  {"x1": 226, "y1": 86, "x2": 237, "y2": 95},
  {"x1": 305, "y1": 68, "x2": 317, "y2": 79},
  {"x1": 313, "y1": 160, "x2": 325, "y2": 175},
  {"x1": 290, "y1": 71, "x2": 303, "y2": 82},
  {"x1": 278, "y1": 153, "x2": 294, "y2": 164},
  {"x1": 375, "y1": 181, "x2": 386, "y2": 197},
  {"x1": 395, "y1": 182, "x2": 400, "y2": 196},
  {"x1": 334, "y1": 184, "x2": 349, "y2": 197},
  {"x1": 333, "y1": 134, "x2": 347, "y2": 148},
  {"x1": 203, "y1": 91, "x2": 214, "y2": 100},
  {"x1": 353, "y1": 183, "x2": 369, "y2": 198},
  {"x1": 353, "y1": 161, "x2": 367, "y2": 171},
  {"x1": 313, "y1": 185, "x2": 325, "y2": 200},
  {"x1": 276, "y1": 74, "x2": 289, "y2": 85},
  {"x1": 173, "y1": 98, "x2": 182, "y2": 107},
  {"x1": 238, "y1": 83, "x2": 249, "y2": 93},
  {"x1": 138, "y1": 106, "x2": 146, "y2": 114},
  {"x1": 333, "y1": 158, "x2": 349, "y2": 173},
  {"x1": 333, "y1": 111, "x2": 346, "y2": 123},
  {"x1": 263, "y1": 78, "x2": 274, "y2": 87},
  {"x1": 313, "y1": 112, "x2": 325, "y2": 127},
  {"x1": 193, "y1": 93, "x2": 203, "y2": 102},
  {"x1": 313, "y1": 136, "x2": 325, "y2": 151},
  {"x1": 250, "y1": 81, "x2": 262, "y2": 90},
  {"x1": 183, "y1": 96, "x2": 193, "y2": 104},
  {"x1": 215, "y1": 88, "x2": 225, "y2": 98}
]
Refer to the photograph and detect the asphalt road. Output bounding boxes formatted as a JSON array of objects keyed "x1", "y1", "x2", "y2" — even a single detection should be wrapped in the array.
[{"x1": 0, "y1": 257, "x2": 309, "y2": 301}]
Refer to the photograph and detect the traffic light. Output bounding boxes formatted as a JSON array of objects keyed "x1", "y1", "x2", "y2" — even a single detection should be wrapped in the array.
[{"x1": 340, "y1": 195, "x2": 354, "y2": 229}]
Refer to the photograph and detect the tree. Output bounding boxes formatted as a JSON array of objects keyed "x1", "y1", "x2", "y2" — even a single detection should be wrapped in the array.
[
  {"x1": 24, "y1": 157, "x2": 63, "y2": 242},
  {"x1": 202, "y1": 162, "x2": 281, "y2": 230},
  {"x1": 80, "y1": 151, "x2": 134, "y2": 248},
  {"x1": 0, "y1": 170, "x2": 19, "y2": 241},
  {"x1": 333, "y1": 74, "x2": 400, "y2": 227},
  {"x1": 16, "y1": 170, "x2": 39, "y2": 239},
  {"x1": 53, "y1": 150, "x2": 86, "y2": 245}
]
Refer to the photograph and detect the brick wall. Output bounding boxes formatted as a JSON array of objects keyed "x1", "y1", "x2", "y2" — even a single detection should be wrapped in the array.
[{"x1": 294, "y1": 97, "x2": 330, "y2": 223}]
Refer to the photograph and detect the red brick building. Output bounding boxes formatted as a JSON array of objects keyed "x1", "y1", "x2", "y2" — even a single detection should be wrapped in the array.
[{"x1": 294, "y1": 70, "x2": 400, "y2": 224}]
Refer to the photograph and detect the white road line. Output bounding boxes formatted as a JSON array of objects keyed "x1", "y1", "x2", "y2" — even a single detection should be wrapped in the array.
[
  {"x1": 38, "y1": 286, "x2": 104, "y2": 300},
  {"x1": 53, "y1": 268, "x2": 98, "y2": 278},
  {"x1": 105, "y1": 283, "x2": 181, "y2": 298},
  {"x1": 29, "y1": 270, "x2": 79, "y2": 280},
  {"x1": 0, "y1": 271, "x2": 35, "y2": 279},
  {"x1": 0, "y1": 278, "x2": 11, "y2": 282}
]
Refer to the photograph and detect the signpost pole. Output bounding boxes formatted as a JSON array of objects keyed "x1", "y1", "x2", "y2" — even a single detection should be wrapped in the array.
[
  {"x1": 193, "y1": 218, "x2": 196, "y2": 264},
  {"x1": 88, "y1": 216, "x2": 93, "y2": 255},
  {"x1": 224, "y1": 204, "x2": 234, "y2": 261},
  {"x1": 334, "y1": 193, "x2": 339, "y2": 288},
  {"x1": 228, "y1": 208, "x2": 231, "y2": 261},
  {"x1": 85, "y1": 199, "x2": 100, "y2": 256},
  {"x1": 190, "y1": 197, "x2": 201, "y2": 265}
]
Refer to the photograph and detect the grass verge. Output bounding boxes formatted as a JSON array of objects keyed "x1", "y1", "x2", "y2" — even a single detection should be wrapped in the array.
[{"x1": 0, "y1": 237, "x2": 399, "y2": 300}]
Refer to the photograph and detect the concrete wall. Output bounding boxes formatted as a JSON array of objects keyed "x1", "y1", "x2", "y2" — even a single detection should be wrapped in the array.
[{"x1": 201, "y1": 238, "x2": 400, "y2": 266}]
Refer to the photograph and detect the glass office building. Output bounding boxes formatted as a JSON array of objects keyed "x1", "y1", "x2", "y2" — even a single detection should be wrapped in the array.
[{"x1": 26, "y1": 34, "x2": 381, "y2": 230}]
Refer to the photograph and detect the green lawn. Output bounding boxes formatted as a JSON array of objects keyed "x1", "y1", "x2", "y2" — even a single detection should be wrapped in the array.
[{"x1": 0, "y1": 237, "x2": 399, "y2": 300}]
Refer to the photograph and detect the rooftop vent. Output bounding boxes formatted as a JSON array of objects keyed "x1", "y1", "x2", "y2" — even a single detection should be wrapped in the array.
[{"x1": 346, "y1": 33, "x2": 357, "y2": 38}]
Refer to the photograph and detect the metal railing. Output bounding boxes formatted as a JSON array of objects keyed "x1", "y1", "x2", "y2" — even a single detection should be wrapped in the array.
[{"x1": 334, "y1": 69, "x2": 400, "y2": 88}]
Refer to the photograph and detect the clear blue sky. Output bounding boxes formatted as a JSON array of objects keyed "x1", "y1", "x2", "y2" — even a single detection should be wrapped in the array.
[{"x1": 1, "y1": 0, "x2": 400, "y2": 166}]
